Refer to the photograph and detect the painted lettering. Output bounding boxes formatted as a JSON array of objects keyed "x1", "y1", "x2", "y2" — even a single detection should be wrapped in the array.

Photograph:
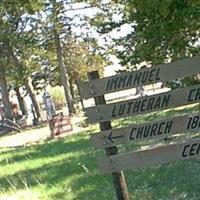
[
  {"x1": 110, "y1": 94, "x2": 171, "y2": 119},
  {"x1": 106, "y1": 67, "x2": 161, "y2": 92},
  {"x1": 119, "y1": 104, "x2": 126, "y2": 116},
  {"x1": 106, "y1": 79, "x2": 111, "y2": 91},
  {"x1": 187, "y1": 88, "x2": 200, "y2": 102},
  {"x1": 191, "y1": 116, "x2": 200, "y2": 129},
  {"x1": 111, "y1": 105, "x2": 117, "y2": 117},
  {"x1": 188, "y1": 89, "x2": 196, "y2": 101},
  {"x1": 186, "y1": 115, "x2": 200, "y2": 130},
  {"x1": 155, "y1": 68, "x2": 161, "y2": 81},
  {"x1": 150, "y1": 123, "x2": 158, "y2": 136},
  {"x1": 195, "y1": 88, "x2": 200, "y2": 100},
  {"x1": 164, "y1": 121, "x2": 173, "y2": 133},
  {"x1": 129, "y1": 128, "x2": 137, "y2": 140},
  {"x1": 148, "y1": 69, "x2": 156, "y2": 82},
  {"x1": 143, "y1": 125, "x2": 151, "y2": 137},
  {"x1": 140, "y1": 99, "x2": 148, "y2": 111},
  {"x1": 117, "y1": 76, "x2": 128, "y2": 89},
  {"x1": 141, "y1": 71, "x2": 149, "y2": 83},
  {"x1": 182, "y1": 144, "x2": 190, "y2": 157},
  {"x1": 133, "y1": 72, "x2": 142, "y2": 85},
  {"x1": 132, "y1": 100, "x2": 141, "y2": 113},
  {"x1": 111, "y1": 77, "x2": 119, "y2": 90},
  {"x1": 157, "y1": 122, "x2": 165, "y2": 135},
  {"x1": 189, "y1": 143, "x2": 197, "y2": 156},
  {"x1": 126, "y1": 102, "x2": 134, "y2": 114},
  {"x1": 128, "y1": 120, "x2": 172, "y2": 141},
  {"x1": 187, "y1": 117, "x2": 192, "y2": 130},
  {"x1": 154, "y1": 96, "x2": 161, "y2": 109},
  {"x1": 126, "y1": 74, "x2": 133, "y2": 87},
  {"x1": 182, "y1": 142, "x2": 200, "y2": 157},
  {"x1": 136, "y1": 127, "x2": 144, "y2": 139},
  {"x1": 147, "y1": 97, "x2": 155, "y2": 110},
  {"x1": 161, "y1": 94, "x2": 171, "y2": 107}
]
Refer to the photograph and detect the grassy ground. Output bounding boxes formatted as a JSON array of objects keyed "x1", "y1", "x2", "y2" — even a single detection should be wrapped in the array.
[{"x1": 0, "y1": 105, "x2": 200, "y2": 200}]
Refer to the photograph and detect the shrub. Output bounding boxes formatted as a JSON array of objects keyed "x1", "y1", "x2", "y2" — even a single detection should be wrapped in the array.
[{"x1": 49, "y1": 86, "x2": 65, "y2": 110}]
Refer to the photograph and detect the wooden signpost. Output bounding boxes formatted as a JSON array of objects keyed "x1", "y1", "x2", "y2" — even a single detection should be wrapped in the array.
[
  {"x1": 85, "y1": 84, "x2": 200, "y2": 123},
  {"x1": 99, "y1": 140, "x2": 200, "y2": 174},
  {"x1": 78, "y1": 56, "x2": 200, "y2": 200},
  {"x1": 87, "y1": 71, "x2": 129, "y2": 200},
  {"x1": 79, "y1": 56, "x2": 200, "y2": 99},
  {"x1": 91, "y1": 113, "x2": 200, "y2": 148}
]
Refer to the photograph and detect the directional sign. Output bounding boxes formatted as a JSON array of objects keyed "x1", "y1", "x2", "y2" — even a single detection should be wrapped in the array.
[
  {"x1": 99, "y1": 140, "x2": 200, "y2": 174},
  {"x1": 91, "y1": 113, "x2": 200, "y2": 148},
  {"x1": 85, "y1": 84, "x2": 200, "y2": 123},
  {"x1": 78, "y1": 56, "x2": 200, "y2": 99}
]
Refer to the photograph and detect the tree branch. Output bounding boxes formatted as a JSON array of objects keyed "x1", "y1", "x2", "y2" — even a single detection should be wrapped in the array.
[{"x1": 60, "y1": 5, "x2": 94, "y2": 14}]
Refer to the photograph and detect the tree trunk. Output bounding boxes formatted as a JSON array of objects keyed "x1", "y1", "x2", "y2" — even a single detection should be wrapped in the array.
[
  {"x1": 52, "y1": 0, "x2": 74, "y2": 115},
  {"x1": 15, "y1": 86, "x2": 27, "y2": 115},
  {"x1": 69, "y1": 79, "x2": 75, "y2": 100},
  {"x1": 0, "y1": 66, "x2": 13, "y2": 121},
  {"x1": 7, "y1": 44, "x2": 28, "y2": 117},
  {"x1": 24, "y1": 78, "x2": 41, "y2": 119},
  {"x1": 53, "y1": 29, "x2": 74, "y2": 115}
]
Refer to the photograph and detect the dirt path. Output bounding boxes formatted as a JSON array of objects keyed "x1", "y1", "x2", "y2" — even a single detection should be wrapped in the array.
[
  {"x1": 0, "y1": 116, "x2": 88, "y2": 148},
  {"x1": 0, "y1": 126, "x2": 50, "y2": 148}
]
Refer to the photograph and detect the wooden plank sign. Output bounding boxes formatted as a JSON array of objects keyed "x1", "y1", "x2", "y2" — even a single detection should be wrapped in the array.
[
  {"x1": 78, "y1": 56, "x2": 200, "y2": 99},
  {"x1": 88, "y1": 71, "x2": 130, "y2": 200},
  {"x1": 86, "y1": 84, "x2": 200, "y2": 123},
  {"x1": 91, "y1": 113, "x2": 200, "y2": 148},
  {"x1": 99, "y1": 140, "x2": 200, "y2": 174},
  {"x1": 79, "y1": 57, "x2": 200, "y2": 200}
]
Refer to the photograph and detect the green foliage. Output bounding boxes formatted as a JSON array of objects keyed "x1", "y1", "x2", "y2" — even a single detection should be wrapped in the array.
[
  {"x1": 91, "y1": 0, "x2": 200, "y2": 88},
  {"x1": 115, "y1": 0, "x2": 200, "y2": 67},
  {"x1": 166, "y1": 75, "x2": 200, "y2": 90},
  {"x1": 49, "y1": 86, "x2": 66, "y2": 110},
  {"x1": 0, "y1": 106, "x2": 199, "y2": 200},
  {"x1": 0, "y1": 0, "x2": 44, "y2": 88},
  {"x1": 63, "y1": 35, "x2": 106, "y2": 83},
  {"x1": 1, "y1": 0, "x2": 107, "y2": 92}
]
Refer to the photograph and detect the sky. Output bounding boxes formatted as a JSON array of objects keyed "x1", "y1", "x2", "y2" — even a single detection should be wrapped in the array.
[
  {"x1": 23, "y1": 1, "x2": 133, "y2": 76},
  {"x1": 63, "y1": 2, "x2": 133, "y2": 76}
]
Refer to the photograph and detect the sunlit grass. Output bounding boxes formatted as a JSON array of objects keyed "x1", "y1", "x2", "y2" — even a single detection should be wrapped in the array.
[{"x1": 0, "y1": 105, "x2": 199, "y2": 200}]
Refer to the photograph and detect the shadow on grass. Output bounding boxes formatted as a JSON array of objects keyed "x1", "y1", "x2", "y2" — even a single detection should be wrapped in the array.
[
  {"x1": 1, "y1": 151, "x2": 199, "y2": 200},
  {"x1": 48, "y1": 156, "x2": 200, "y2": 200},
  {"x1": 0, "y1": 137, "x2": 102, "y2": 191},
  {"x1": 125, "y1": 159, "x2": 200, "y2": 200},
  {"x1": 0, "y1": 105, "x2": 200, "y2": 200},
  {"x1": 0, "y1": 129, "x2": 116, "y2": 199},
  {"x1": 0, "y1": 132, "x2": 95, "y2": 165}
]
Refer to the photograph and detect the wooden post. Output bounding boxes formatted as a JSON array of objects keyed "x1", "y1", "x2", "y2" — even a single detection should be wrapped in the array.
[{"x1": 88, "y1": 71, "x2": 129, "y2": 200}]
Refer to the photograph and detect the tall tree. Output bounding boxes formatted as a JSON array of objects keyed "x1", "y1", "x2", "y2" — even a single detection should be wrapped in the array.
[
  {"x1": 8, "y1": 44, "x2": 42, "y2": 119},
  {"x1": 0, "y1": 0, "x2": 43, "y2": 119},
  {"x1": 42, "y1": 0, "x2": 100, "y2": 114},
  {"x1": 119, "y1": 0, "x2": 200, "y2": 66},
  {"x1": 0, "y1": 9, "x2": 14, "y2": 120},
  {"x1": 14, "y1": 87, "x2": 27, "y2": 115},
  {"x1": 63, "y1": 35, "x2": 105, "y2": 98},
  {"x1": 43, "y1": 0, "x2": 75, "y2": 114},
  {"x1": 91, "y1": 0, "x2": 200, "y2": 67},
  {"x1": 52, "y1": 12, "x2": 74, "y2": 114},
  {"x1": 0, "y1": 66, "x2": 13, "y2": 121}
]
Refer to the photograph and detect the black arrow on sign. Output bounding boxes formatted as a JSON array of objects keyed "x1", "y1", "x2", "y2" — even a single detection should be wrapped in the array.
[{"x1": 108, "y1": 132, "x2": 123, "y2": 143}]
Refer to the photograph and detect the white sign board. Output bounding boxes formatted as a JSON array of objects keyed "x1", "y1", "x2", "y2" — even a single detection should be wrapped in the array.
[
  {"x1": 79, "y1": 56, "x2": 200, "y2": 99},
  {"x1": 100, "y1": 140, "x2": 200, "y2": 174}
]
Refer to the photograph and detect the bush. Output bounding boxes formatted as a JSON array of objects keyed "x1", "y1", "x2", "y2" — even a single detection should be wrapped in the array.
[{"x1": 49, "y1": 86, "x2": 66, "y2": 110}]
